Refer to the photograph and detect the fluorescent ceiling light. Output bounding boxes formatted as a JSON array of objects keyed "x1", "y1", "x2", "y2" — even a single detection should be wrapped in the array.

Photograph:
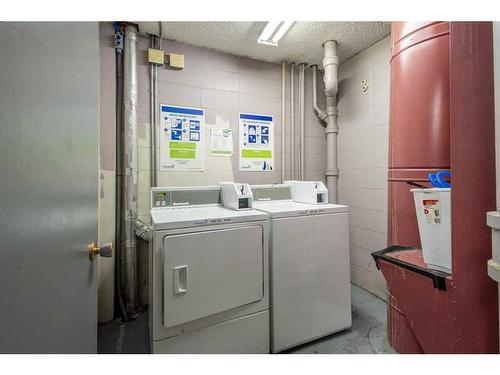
[{"x1": 258, "y1": 21, "x2": 294, "y2": 46}]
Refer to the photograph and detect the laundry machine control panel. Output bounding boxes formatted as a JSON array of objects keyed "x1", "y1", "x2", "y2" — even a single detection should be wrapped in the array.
[
  {"x1": 152, "y1": 191, "x2": 171, "y2": 207},
  {"x1": 251, "y1": 185, "x2": 293, "y2": 202},
  {"x1": 151, "y1": 187, "x2": 221, "y2": 209}
]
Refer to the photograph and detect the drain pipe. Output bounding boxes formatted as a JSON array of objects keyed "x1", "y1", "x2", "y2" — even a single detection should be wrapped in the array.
[
  {"x1": 312, "y1": 40, "x2": 339, "y2": 203},
  {"x1": 123, "y1": 25, "x2": 139, "y2": 311}
]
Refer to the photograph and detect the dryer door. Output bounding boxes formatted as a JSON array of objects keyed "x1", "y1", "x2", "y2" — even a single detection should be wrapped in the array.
[{"x1": 162, "y1": 225, "x2": 264, "y2": 328}]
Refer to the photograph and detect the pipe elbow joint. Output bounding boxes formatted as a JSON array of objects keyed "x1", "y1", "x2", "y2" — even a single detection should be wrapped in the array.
[
  {"x1": 322, "y1": 56, "x2": 339, "y2": 97},
  {"x1": 324, "y1": 85, "x2": 338, "y2": 98}
]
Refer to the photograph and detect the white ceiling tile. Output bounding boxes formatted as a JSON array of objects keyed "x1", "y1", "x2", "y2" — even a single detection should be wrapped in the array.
[{"x1": 137, "y1": 21, "x2": 391, "y2": 65}]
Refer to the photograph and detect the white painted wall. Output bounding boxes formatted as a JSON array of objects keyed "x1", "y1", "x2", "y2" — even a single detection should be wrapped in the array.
[{"x1": 337, "y1": 36, "x2": 391, "y2": 300}]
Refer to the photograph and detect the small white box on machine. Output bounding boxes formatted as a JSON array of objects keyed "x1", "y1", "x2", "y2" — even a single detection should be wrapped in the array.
[
  {"x1": 285, "y1": 180, "x2": 328, "y2": 204},
  {"x1": 218, "y1": 182, "x2": 253, "y2": 210}
]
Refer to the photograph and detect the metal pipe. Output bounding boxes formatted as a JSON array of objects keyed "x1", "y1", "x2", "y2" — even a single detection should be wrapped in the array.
[
  {"x1": 281, "y1": 61, "x2": 286, "y2": 183},
  {"x1": 299, "y1": 63, "x2": 306, "y2": 181},
  {"x1": 150, "y1": 24, "x2": 162, "y2": 187},
  {"x1": 123, "y1": 25, "x2": 139, "y2": 310},
  {"x1": 153, "y1": 65, "x2": 158, "y2": 186},
  {"x1": 150, "y1": 35, "x2": 157, "y2": 187},
  {"x1": 114, "y1": 29, "x2": 129, "y2": 323},
  {"x1": 299, "y1": 63, "x2": 302, "y2": 179},
  {"x1": 290, "y1": 63, "x2": 295, "y2": 179},
  {"x1": 132, "y1": 217, "x2": 151, "y2": 241},
  {"x1": 158, "y1": 22, "x2": 163, "y2": 49}
]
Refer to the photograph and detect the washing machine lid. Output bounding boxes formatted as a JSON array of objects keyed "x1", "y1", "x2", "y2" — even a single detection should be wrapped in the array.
[
  {"x1": 254, "y1": 201, "x2": 348, "y2": 218},
  {"x1": 151, "y1": 206, "x2": 268, "y2": 230}
]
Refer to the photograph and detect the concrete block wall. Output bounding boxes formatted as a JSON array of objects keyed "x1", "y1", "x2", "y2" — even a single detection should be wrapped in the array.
[
  {"x1": 337, "y1": 36, "x2": 391, "y2": 300},
  {"x1": 97, "y1": 22, "x2": 329, "y2": 321}
]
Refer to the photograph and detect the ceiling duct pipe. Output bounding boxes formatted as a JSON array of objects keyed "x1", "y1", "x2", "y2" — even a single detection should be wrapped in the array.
[
  {"x1": 312, "y1": 40, "x2": 339, "y2": 203},
  {"x1": 123, "y1": 25, "x2": 139, "y2": 311}
]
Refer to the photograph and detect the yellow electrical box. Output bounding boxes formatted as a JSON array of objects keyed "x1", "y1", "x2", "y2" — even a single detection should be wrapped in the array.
[
  {"x1": 169, "y1": 53, "x2": 185, "y2": 69},
  {"x1": 148, "y1": 48, "x2": 164, "y2": 65}
]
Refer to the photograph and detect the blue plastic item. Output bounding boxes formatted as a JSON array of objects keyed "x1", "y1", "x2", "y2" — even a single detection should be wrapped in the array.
[
  {"x1": 428, "y1": 171, "x2": 451, "y2": 188},
  {"x1": 436, "y1": 171, "x2": 451, "y2": 188},
  {"x1": 428, "y1": 173, "x2": 441, "y2": 187}
]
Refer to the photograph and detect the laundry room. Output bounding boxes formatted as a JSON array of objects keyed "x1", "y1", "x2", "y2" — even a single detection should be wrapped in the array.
[
  {"x1": 1, "y1": 1, "x2": 500, "y2": 372},
  {"x1": 94, "y1": 19, "x2": 392, "y2": 353}
]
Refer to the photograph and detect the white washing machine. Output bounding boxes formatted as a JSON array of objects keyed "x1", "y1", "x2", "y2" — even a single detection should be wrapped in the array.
[
  {"x1": 149, "y1": 185, "x2": 270, "y2": 353},
  {"x1": 251, "y1": 182, "x2": 352, "y2": 353}
]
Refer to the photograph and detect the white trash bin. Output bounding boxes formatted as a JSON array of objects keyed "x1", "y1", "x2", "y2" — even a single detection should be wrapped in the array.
[{"x1": 411, "y1": 188, "x2": 451, "y2": 273}]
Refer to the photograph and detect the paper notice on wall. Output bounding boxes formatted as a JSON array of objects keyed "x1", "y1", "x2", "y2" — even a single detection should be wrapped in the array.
[
  {"x1": 239, "y1": 113, "x2": 274, "y2": 171},
  {"x1": 210, "y1": 128, "x2": 233, "y2": 156},
  {"x1": 159, "y1": 105, "x2": 205, "y2": 171}
]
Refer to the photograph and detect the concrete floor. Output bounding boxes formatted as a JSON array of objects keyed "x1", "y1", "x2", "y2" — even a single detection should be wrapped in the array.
[
  {"x1": 98, "y1": 284, "x2": 394, "y2": 354},
  {"x1": 286, "y1": 285, "x2": 394, "y2": 354},
  {"x1": 98, "y1": 308, "x2": 150, "y2": 354}
]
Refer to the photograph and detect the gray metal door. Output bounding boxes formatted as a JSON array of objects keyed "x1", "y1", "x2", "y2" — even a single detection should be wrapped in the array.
[{"x1": 0, "y1": 22, "x2": 100, "y2": 353}]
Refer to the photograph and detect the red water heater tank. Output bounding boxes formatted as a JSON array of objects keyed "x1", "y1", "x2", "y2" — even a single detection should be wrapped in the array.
[{"x1": 388, "y1": 22, "x2": 451, "y2": 247}]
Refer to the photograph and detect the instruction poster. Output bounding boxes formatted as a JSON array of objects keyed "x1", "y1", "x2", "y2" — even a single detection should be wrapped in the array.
[
  {"x1": 239, "y1": 113, "x2": 274, "y2": 171},
  {"x1": 159, "y1": 105, "x2": 205, "y2": 171},
  {"x1": 210, "y1": 128, "x2": 233, "y2": 156}
]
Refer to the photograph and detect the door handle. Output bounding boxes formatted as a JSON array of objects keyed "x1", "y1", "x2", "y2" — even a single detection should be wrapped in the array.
[
  {"x1": 88, "y1": 242, "x2": 113, "y2": 261},
  {"x1": 173, "y1": 265, "x2": 188, "y2": 295}
]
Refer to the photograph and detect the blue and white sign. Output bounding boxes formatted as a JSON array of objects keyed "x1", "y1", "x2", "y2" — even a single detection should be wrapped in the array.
[
  {"x1": 160, "y1": 105, "x2": 205, "y2": 171},
  {"x1": 239, "y1": 112, "x2": 274, "y2": 171}
]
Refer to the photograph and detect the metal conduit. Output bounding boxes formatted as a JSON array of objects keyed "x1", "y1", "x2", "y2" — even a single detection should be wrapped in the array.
[
  {"x1": 281, "y1": 61, "x2": 286, "y2": 182},
  {"x1": 290, "y1": 63, "x2": 295, "y2": 179},
  {"x1": 114, "y1": 24, "x2": 129, "y2": 322},
  {"x1": 123, "y1": 25, "x2": 139, "y2": 311}
]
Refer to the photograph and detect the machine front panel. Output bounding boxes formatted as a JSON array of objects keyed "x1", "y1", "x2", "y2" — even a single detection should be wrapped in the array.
[
  {"x1": 162, "y1": 225, "x2": 264, "y2": 328},
  {"x1": 270, "y1": 212, "x2": 352, "y2": 352}
]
